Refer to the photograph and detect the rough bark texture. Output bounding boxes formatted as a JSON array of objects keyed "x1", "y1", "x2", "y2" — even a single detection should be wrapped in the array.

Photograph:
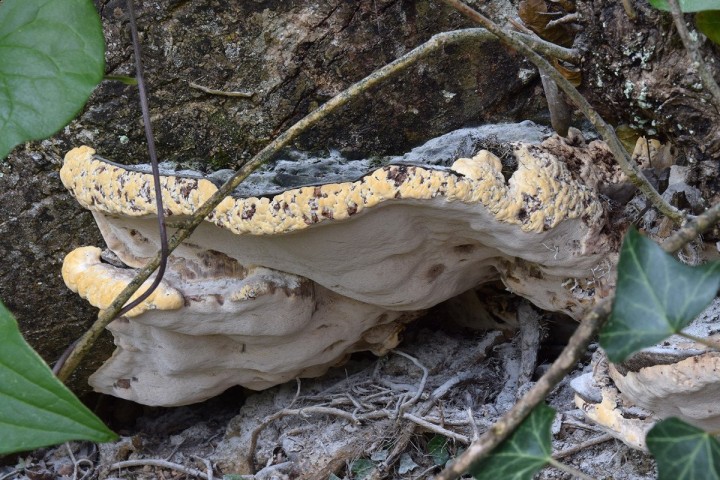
[
  {"x1": 0, "y1": 0, "x2": 717, "y2": 393},
  {"x1": 576, "y1": 0, "x2": 720, "y2": 222}
]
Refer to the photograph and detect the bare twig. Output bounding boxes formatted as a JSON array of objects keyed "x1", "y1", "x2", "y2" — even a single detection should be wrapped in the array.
[
  {"x1": 192, "y1": 456, "x2": 214, "y2": 480},
  {"x1": 56, "y1": 27, "x2": 498, "y2": 382},
  {"x1": 402, "y1": 413, "x2": 470, "y2": 443},
  {"x1": 554, "y1": 433, "x2": 614, "y2": 459},
  {"x1": 110, "y1": 459, "x2": 209, "y2": 479},
  {"x1": 189, "y1": 81, "x2": 254, "y2": 98},
  {"x1": 508, "y1": 30, "x2": 579, "y2": 62},
  {"x1": 439, "y1": 0, "x2": 685, "y2": 225},
  {"x1": 394, "y1": 350, "x2": 429, "y2": 412},
  {"x1": 666, "y1": 0, "x2": 720, "y2": 112},
  {"x1": 661, "y1": 200, "x2": 720, "y2": 253},
  {"x1": 546, "y1": 12, "x2": 580, "y2": 29}
]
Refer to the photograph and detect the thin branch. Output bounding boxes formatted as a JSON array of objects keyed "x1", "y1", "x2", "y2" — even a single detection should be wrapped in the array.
[
  {"x1": 661, "y1": 200, "x2": 720, "y2": 253},
  {"x1": 189, "y1": 81, "x2": 254, "y2": 98},
  {"x1": 402, "y1": 412, "x2": 470, "y2": 443},
  {"x1": 191, "y1": 456, "x2": 214, "y2": 480},
  {"x1": 56, "y1": 27, "x2": 497, "y2": 382},
  {"x1": 440, "y1": 0, "x2": 685, "y2": 225},
  {"x1": 508, "y1": 30, "x2": 579, "y2": 62},
  {"x1": 110, "y1": 459, "x2": 209, "y2": 479},
  {"x1": 394, "y1": 350, "x2": 429, "y2": 412},
  {"x1": 553, "y1": 433, "x2": 614, "y2": 459},
  {"x1": 666, "y1": 0, "x2": 720, "y2": 113}
]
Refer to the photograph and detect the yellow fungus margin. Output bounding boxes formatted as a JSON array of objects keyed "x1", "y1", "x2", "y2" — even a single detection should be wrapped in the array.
[{"x1": 61, "y1": 145, "x2": 602, "y2": 235}]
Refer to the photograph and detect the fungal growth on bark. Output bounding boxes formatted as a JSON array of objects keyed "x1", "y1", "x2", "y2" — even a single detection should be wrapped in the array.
[{"x1": 61, "y1": 124, "x2": 622, "y2": 406}]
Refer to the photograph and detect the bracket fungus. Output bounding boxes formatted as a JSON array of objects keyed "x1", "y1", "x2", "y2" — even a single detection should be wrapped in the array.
[
  {"x1": 573, "y1": 298, "x2": 720, "y2": 450},
  {"x1": 61, "y1": 124, "x2": 621, "y2": 406}
]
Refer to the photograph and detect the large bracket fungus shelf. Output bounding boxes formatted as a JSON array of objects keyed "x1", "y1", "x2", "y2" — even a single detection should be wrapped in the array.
[{"x1": 61, "y1": 123, "x2": 620, "y2": 406}]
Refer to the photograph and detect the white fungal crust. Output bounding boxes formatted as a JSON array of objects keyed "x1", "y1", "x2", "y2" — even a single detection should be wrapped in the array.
[
  {"x1": 62, "y1": 246, "x2": 183, "y2": 317},
  {"x1": 61, "y1": 144, "x2": 603, "y2": 235}
]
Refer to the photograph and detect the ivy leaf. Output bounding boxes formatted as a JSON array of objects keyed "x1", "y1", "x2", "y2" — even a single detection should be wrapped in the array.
[
  {"x1": 649, "y1": 0, "x2": 720, "y2": 12},
  {"x1": 0, "y1": 0, "x2": 105, "y2": 159},
  {"x1": 696, "y1": 11, "x2": 720, "y2": 45},
  {"x1": 428, "y1": 435, "x2": 451, "y2": 466},
  {"x1": 600, "y1": 228, "x2": 720, "y2": 363},
  {"x1": 470, "y1": 404, "x2": 554, "y2": 480},
  {"x1": 647, "y1": 418, "x2": 720, "y2": 479},
  {"x1": 0, "y1": 301, "x2": 116, "y2": 454},
  {"x1": 350, "y1": 458, "x2": 375, "y2": 480}
]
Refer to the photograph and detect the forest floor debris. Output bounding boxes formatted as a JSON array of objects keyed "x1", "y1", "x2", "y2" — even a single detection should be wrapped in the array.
[{"x1": 1, "y1": 304, "x2": 658, "y2": 479}]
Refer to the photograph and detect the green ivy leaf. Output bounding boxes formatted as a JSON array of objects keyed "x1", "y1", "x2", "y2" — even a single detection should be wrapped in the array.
[
  {"x1": 0, "y1": 0, "x2": 105, "y2": 159},
  {"x1": 0, "y1": 301, "x2": 116, "y2": 454},
  {"x1": 600, "y1": 228, "x2": 720, "y2": 363},
  {"x1": 649, "y1": 0, "x2": 720, "y2": 12},
  {"x1": 428, "y1": 435, "x2": 451, "y2": 466},
  {"x1": 470, "y1": 404, "x2": 554, "y2": 480},
  {"x1": 350, "y1": 458, "x2": 374, "y2": 480},
  {"x1": 696, "y1": 11, "x2": 720, "y2": 45},
  {"x1": 647, "y1": 418, "x2": 720, "y2": 480}
]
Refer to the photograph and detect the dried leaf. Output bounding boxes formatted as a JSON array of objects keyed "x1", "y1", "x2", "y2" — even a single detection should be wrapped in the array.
[{"x1": 552, "y1": 58, "x2": 582, "y2": 86}]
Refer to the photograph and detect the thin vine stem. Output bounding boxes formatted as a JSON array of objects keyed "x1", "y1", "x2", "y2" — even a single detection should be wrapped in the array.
[
  {"x1": 677, "y1": 331, "x2": 720, "y2": 351},
  {"x1": 55, "y1": 28, "x2": 497, "y2": 382},
  {"x1": 116, "y1": 0, "x2": 169, "y2": 318}
]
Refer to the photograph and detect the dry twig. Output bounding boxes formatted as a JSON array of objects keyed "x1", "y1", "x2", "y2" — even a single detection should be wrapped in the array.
[
  {"x1": 189, "y1": 81, "x2": 254, "y2": 98},
  {"x1": 402, "y1": 413, "x2": 470, "y2": 443},
  {"x1": 553, "y1": 433, "x2": 615, "y2": 459},
  {"x1": 109, "y1": 459, "x2": 210, "y2": 479},
  {"x1": 192, "y1": 455, "x2": 214, "y2": 480},
  {"x1": 394, "y1": 351, "x2": 429, "y2": 413}
]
